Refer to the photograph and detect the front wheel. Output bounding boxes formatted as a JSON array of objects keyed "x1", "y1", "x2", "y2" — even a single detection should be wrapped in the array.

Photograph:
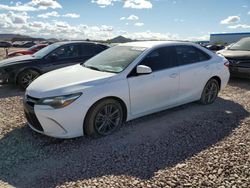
[
  {"x1": 200, "y1": 78, "x2": 219, "y2": 105},
  {"x1": 84, "y1": 99, "x2": 124, "y2": 137},
  {"x1": 17, "y1": 70, "x2": 40, "y2": 90}
]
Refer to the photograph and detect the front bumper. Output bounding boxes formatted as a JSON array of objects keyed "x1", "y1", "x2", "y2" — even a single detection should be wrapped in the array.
[
  {"x1": 0, "y1": 70, "x2": 9, "y2": 83},
  {"x1": 229, "y1": 66, "x2": 250, "y2": 78},
  {"x1": 23, "y1": 95, "x2": 86, "y2": 138}
]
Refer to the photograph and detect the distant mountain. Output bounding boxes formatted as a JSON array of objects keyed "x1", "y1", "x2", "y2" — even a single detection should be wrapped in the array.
[
  {"x1": 107, "y1": 35, "x2": 134, "y2": 43},
  {"x1": 0, "y1": 34, "x2": 31, "y2": 40}
]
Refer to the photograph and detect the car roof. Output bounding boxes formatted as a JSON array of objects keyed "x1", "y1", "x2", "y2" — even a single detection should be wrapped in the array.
[
  {"x1": 119, "y1": 41, "x2": 195, "y2": 48},
  {"x1": 54, "y1": 41, "x2": 107, "y2": 46}
]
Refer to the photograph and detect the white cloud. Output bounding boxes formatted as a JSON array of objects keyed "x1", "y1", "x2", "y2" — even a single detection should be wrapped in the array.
[
  {"x1": 0, "y1": 0, "x2": 62, "y2": 12},
  {"x1": 127, "y1": 15, "x2": 139, "y2": 20},
  {"x1": 220, "y1": 16, "x2": 240, "y2": 24},
  {"x1": 228, "y1": 24, "x2": 250, "y2": 29},
  {"x1": 38, "y1": 11, "x2": 80, "y2": 18},
  {"x1": 124, "y1": 31, "x2": 179, "y2": 40},
  {"x1": 134, "y1": 22, "x2": 144, "y2": 26},
  {"x1": 120, "y1": 15, "x2": 139, "y2": 21},
  {"x1": 38, "y1": 11, "x2": 59, "y2": 18},
  {"x1": 124, "y1": 0, "x2": 152, "y2": 9},
  {"x1": 63, "y1": 13, "x2": 80, "y2": 18},
  {"x1": 248, "y1": 11, "x2": 250, "y2": 15},
  {"x1": 91, "y1": 0, "x2": 117, "y2": 8},
  {"x1": 29, "y1": 0, "x2": 62, "y2": 9}
]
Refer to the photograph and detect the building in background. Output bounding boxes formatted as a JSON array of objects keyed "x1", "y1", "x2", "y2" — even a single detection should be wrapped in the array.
[{"x1": 210, "y1": 32, "x2": 250, "y2": 45}]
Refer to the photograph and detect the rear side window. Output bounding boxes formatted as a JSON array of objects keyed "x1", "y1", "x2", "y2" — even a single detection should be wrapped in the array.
[
  {"x1": 175, "y1": 45, "x2": 210, "y2": 65},
  {"x1": 140, "y1": 46, "x2": 177, "y2": 71},
  {"x1": 80, "y1": 43, "x2": 106, "y2": 56}
]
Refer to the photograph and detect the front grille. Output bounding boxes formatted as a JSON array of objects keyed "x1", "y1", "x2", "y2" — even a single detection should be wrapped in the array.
[
  {"x1": 25, "y1": 111, "x2": 44, "y2": 132},
  {"x1": 24, "y1": 95, "x2": 43, "y2": 132},
  {"x1": 26, "y1": 95, "x2": 40, "y2": 107}
]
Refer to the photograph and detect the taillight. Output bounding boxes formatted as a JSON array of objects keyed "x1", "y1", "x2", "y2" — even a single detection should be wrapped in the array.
[{"x1": 224, "y1": 61, "x2": 229, "y2": 68}]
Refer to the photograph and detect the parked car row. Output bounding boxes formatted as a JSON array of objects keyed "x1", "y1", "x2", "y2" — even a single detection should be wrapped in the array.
[
  {"x1": 7, "y1": 44, "x2": 48, "y2": 58},
  {"x1": 0, "y1": 39, "x2": 248, "y2": 139},
  {"x1": 23, "y1": 41, "x2": 230, "y2": 138}
]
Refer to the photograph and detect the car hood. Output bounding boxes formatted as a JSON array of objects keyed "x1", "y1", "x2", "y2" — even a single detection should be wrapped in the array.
[
  {"x1": 218, "y1": 49, "x2": 250, "y2": 59},
  {"x1": 27, "y1": 64, "x2": 116, "y2": 98},
  {"x1": 0, "y1": 55, "x2": 37, "y2": 67},
  {"x1": 8, "y1": 50, "x2": 30, "y2": 55}
]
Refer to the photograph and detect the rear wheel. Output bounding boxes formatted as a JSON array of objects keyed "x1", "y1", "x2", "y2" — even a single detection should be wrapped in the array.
[
  {"x1": 200, "y1": 78, "x2": 219, "y2": 105},
  {"x1": 84, "y1": 99, "x2": 124, "y2": 137},
  {"x1": 17, "y1": 69, "x2": 40, "y2": 90}
]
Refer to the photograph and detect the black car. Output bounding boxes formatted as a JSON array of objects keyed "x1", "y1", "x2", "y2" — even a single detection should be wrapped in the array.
[
  {"x1": 0, "y1": 41, "x2": 108, "y2": 89},
  {"x1": 217, "y1": 37, "x2": 250, "y2": 79}
]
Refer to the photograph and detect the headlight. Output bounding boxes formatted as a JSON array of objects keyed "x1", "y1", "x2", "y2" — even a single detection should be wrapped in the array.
[{"x1": 38, "y1": 93, "x2": 82, "y2": 109}]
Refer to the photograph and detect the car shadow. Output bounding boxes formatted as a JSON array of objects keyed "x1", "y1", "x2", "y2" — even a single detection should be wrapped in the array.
[
  {"x1": 0, "y1": 97, "x2": 249, "y2": 188},
  {"x1": 0, "y1": 84, "x2": 24, "y2": 99}
]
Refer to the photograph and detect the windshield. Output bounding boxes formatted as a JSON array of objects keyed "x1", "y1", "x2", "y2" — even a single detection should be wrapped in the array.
[
  {"x1": 33, "y1": 43, "x2": 60, "y2": 58},
  {"x1": 229, "y1": 38, "x2": 250, "y2": 51},
  {"x1": 84, "y1": 45, "x2": 146, "y2": 73}
]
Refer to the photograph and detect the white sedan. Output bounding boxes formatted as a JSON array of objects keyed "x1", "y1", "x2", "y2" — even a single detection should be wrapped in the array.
[{"x1": 24, "y1": 41, "x2": 230, "y2": 138}]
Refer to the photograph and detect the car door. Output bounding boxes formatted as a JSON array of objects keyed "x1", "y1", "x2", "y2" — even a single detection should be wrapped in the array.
[
  {"x1": 44, "y1": 44, "x2": 82, "y2": 72},
  {"x1": 127, "y1": 46, "x2": 180, "y2": 116},
  {"x1": 175, "y1": 45, "x2": 212, "y2": 103}
]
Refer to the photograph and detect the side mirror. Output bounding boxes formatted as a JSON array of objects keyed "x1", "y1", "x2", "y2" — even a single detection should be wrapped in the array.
[{"x1": 136, "y1": 65, "x2": 152, "y2": 74}]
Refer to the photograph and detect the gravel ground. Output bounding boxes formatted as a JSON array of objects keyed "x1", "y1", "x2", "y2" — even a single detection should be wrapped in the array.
[{"x1": 0, "y1": 78, "x2": 249, "y2": 188}]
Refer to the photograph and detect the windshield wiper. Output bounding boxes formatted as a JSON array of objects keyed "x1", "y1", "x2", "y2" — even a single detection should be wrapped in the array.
[{"x1": 84, "y1": 65, "x2": 103, "y2": 71}]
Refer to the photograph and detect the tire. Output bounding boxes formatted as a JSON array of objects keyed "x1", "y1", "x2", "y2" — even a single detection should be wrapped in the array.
[
  {"x1": 200, "y1": 78, "x2": 219, "y2": 105},
  {"x1": 17, "y1": 69, "x2": 40, "y2": 90},
  {"x1": 84, "y1": 99, "x2": 124, "y2": 137}
]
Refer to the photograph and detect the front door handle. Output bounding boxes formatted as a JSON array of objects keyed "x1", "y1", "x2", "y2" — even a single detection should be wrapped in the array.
[{"x1": 169, "y1": 73, "x2": 178, "y2": 78}]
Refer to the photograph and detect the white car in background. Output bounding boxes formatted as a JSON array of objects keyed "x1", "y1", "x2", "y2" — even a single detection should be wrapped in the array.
[{"x1": 24, "y1": 41, "x2": 230, "y2": 138}]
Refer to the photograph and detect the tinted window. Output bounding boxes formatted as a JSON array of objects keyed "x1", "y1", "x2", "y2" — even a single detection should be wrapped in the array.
[
  {"x1": 80, "y1": 43, "x2": 105, "y2": 56},
  {"x1": 52, "y1": 44, "x2": 79, "y2": 59},
  {"x1": 175, "y1": 45, "x2": 210, "y2": 65},
  {"x1": 140, "y1": 46, "x2": 176, "y2": 71}
]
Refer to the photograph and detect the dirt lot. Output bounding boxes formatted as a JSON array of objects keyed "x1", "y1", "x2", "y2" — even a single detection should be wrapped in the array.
[{"x1": 0, "y1": 78, "x2": 250, "y2": 188}]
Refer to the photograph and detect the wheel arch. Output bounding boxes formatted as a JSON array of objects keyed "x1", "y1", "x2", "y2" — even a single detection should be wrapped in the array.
[
  {"x1": 83, "y1": 96, "x2": 128, "y2": 134},
  {"x1": 210, "y1": 75, "x2": 221, "y2": 90},
  {"x1": 15, "y1": 67, "x2": 42, "y2": 85}
]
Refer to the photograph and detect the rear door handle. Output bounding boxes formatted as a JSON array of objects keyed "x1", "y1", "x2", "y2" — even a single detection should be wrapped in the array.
[{"x1": 169, "y1": 73, "x2": 178, "y2": 78}]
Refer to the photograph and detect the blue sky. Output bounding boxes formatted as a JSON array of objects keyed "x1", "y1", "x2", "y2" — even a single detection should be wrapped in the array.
[{"x1": 0, "y1": 0, "x2": 249, "y2": 40}]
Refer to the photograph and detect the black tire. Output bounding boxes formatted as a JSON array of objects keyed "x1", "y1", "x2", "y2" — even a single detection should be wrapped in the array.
[
  {"x1": 200, "y1": 78, "x2": 219, "y2": 105},
  {"x1": 84, "y1": 99, "x2": 124, "y2": 137},
  {"x1": 17, "y1": 69, "x2": 40, "y2": 90}
]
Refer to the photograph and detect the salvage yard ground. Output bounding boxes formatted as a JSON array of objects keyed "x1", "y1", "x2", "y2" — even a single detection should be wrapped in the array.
[{"x1": 0, "y1": 78, "x2": 249, "y2": 188}]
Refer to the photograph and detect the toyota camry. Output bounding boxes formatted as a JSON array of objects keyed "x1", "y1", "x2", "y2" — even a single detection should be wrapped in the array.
[{"x1": 24, "y1": 41, "x2": 230, "y2": 138}]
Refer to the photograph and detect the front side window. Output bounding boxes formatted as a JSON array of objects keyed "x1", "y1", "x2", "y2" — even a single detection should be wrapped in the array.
[
  {"x1": 175, "y1": 45, "x2": 210, "y2": 65},
  {"x1": 51, "y1": 44, "x2": 79, "y2": 59},
  {"x1": 84, "y1": 45, "x2": 146, "y2": 73},
  {"x1": 140, "y1": 46, "x2": 177, "y2": 71}
]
